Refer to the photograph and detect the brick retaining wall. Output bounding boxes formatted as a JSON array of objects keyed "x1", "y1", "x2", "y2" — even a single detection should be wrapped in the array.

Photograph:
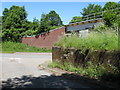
[{"x1": 22, "y1": 27, "x2": 65, "y2": 49}]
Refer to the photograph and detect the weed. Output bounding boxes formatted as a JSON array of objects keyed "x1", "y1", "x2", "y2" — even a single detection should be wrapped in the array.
[
  {"x1": 1, "y1": 41, "x2": 51, "y2": 53},
  {"x1": 48, "y1": 61, "x2": 119, "y2": 80},
  {"x1": 55, "y1": 31, "x2": 118, "y2": 50}
]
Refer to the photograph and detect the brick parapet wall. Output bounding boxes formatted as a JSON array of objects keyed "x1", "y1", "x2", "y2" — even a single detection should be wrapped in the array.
[{"x1": 22, "y1": 27, "x2": 65, "y2": 49}]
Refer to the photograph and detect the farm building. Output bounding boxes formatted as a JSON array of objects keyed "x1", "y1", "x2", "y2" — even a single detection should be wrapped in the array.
[{"x1": 22, "y1": 18, "x2": 104, "y2": 49}]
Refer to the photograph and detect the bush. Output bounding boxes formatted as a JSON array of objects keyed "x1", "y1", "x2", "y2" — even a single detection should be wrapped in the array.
[
  {"x1": 55, "y1": 31, "x2": 118, "y2": 50},
  {"x1": 49, "y1": 61, "x2": 119, "y2": 80}
]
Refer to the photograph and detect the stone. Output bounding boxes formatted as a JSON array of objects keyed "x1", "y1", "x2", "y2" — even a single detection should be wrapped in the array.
[{"x1": 52, "y1": 46, "x2": 120, "y2": 68}]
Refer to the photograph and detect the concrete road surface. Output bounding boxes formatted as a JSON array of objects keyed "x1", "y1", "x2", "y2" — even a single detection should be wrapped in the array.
[{"x1": 0, "y1": 53, "x2": 90, "y2": 88}]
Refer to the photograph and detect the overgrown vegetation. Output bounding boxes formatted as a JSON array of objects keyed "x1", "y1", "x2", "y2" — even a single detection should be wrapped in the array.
[
  {"x1": 1, "y1": 1, "x2": 120, "y2": 42},
  {"x1": 2, "y1": 6, "x2": 63, "y2": 42},
  {"x1": 55, "y1": 2, "x2": 120, "y2": 51},
  {"x1": 70, "y1": 2, "x2": 120, "y2": 26},
  {"x1": 55, "y1": 30, "x2": 118, "y2": 50},
  {"x1": 0, "y1": 41, "x2": 51, "y2": 53},
  {"x1": 48, "y1": 61, "x2": 120, "y2": 83}
]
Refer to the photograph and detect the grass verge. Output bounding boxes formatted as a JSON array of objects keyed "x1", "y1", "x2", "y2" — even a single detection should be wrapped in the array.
[
  {"x1": 0, "y1": 41, "x2": 51, "y2": 53},
  {"x1": 55, "y1": 31, "x2": 118, "y2": 50},
  {"x1": 48, "y1": 61, "x2": 120, "y2": 83}
]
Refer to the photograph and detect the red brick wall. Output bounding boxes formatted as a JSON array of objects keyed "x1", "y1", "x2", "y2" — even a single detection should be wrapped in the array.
[{"x1": 22, "y1": 27, "x2": 65, "y2": 49}]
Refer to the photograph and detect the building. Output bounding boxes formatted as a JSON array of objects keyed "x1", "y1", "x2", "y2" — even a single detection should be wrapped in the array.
[
  {"x1": 65, "y1": 18, "x2": 104, "y2": 37},
  {"x1": 22, "y1": 18, "x2": 104, "y2": 49}
]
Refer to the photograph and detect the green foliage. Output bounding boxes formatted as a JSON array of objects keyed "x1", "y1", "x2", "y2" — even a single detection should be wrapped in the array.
[
  {"x1": 103, "y1": 2, "x2": 120, "y2": 11},
  {"x1": 81, "y1": 4, "x2": 102, "y2": 16},
  {"x1": 32, "y1": 18, "x2": 40, "y2": 31},
  {"x1": 70, "y1": 2, "x2": 120, "y2": 25},
  {"x1": 1, "y1": 41, "x2": 51, "y2": 53},
  {"x1": 55, "y1": 31, "x2": 118, "y2": 50},
  {"x1": 103, "y1": 10, "x2": 120, "y2": 26},
  {"x1": 93, "y1": 23, "x2": 108, "y2": 32},
  {"x1": 2, "y1": 2, "x2": 120, "y2": 42},
  {"x1": 2, "y1": 6, "x2": 29, "y2": 42},
  {"x1": 39, "y1": 11, "x2": 63, "y2": 32},
  {"x1": 2, "y1": 6, "x2": 27, "y2": 29},
  {"x1": 47, "y1": 11, "x2": 63, "y2": 26},
  {"x1": 27, "y1": 18, "x2": 40, "y2": 35},
  {"x1": 2, "y1": 6, "x2": 63, "y2": 42},
  {"x1": 70, "y1": 4, "x2": 102, "y2": 23},
  {"x1": 81, "y1": 62, "x2": 106, "y2": 78},
  {"x1": 99, "y1": 2, "x2": 120, "y2": 26},
  {"x1": 48, "y1": 61, "x2": 59, "y2": 68},
  {"x1": 99, "y1": 2, "x2": 119, "y2": 26},
  {"x1": 49, "y1": 61, "x2": 119, "y2": 80},
  {"x1": 0, "y1": 16, "x2": 2, "y2": 23},
  {"x1": 48, "y1": 61, "x2": 78, "y2": 72},
  {"x1": 0, "y1": 16, "x2": 2, "y2": 31},
  {"x1": 69, "y1": 16, "x2": 82, "y2": 24},
  {"x1": 39, "y1": 13, "x2": 50, "y2": 33}
]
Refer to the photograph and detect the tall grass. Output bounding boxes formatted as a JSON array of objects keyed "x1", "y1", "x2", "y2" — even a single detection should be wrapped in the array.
[
  {"x1": 55, "y1": 31, "x2": 118, "y2": 50},
  {"x1": 49, "y1": 61, "x2": 119, "y2": 80},
  {"x1": 1, "y1": 41, "x2": 51, "y2": 53}
]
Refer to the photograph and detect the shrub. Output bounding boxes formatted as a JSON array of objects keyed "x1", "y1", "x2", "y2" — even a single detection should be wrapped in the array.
[
  {"x1": 55, "y1": 31, "x2": 118, "y2": 50},
  {"x1": 48, "y1": 61, "x2": 119, "y2": 80}
]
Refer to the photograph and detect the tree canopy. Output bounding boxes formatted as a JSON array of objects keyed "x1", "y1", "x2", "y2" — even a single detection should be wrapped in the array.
[
  {"x1": 2, "y1": 6, "x2": 29, "y2": 42},
  {"x1": 103, "y1": 2, "x2": 120, "y2": 26},
  {"x1": 81, "y1": 4, "x2": 102, "y2": 16},
  {"x1": 103, "y1": 2, "x2": 120, "y2": 11},
  {"x1": 39, "y1": 11, "x2": 63, "y2": 32},
  {"x1": 2, "y1": 6, "x2": 63, "y2": 42},
  {"x1": 0, "y1": 16, "x2": 2, "y2": 31},
  {"x1": 2, "y1": 2, "x2": 120, "y2": 42},
  {"x1": 0, "y1": 16, "x2": 2, "y2": 23},
  {"x1": 69, "y1": 4, "x2": 102, "y2": 23},
  {"x1": 69, "y1": 1, "x2": 120, "y2": 26}
]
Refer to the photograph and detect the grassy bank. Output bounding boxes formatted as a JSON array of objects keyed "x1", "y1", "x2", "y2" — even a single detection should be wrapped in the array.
[
  {"x1": 0, "y1": 41, "x2": 51, "y2": 53},
  {"x1": 48, "y1": 61, "x2": 120, "y2": 83},
  {"x1": 55, "y1": 31, "x2": 118, "y2": 50}
]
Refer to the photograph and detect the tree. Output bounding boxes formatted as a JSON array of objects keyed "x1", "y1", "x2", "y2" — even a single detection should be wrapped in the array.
[
  {"x1": 32, "y1": 17, "x2": 40, "y2": 33},
  {"x1": 69, "y1": 16, "x2": 82, "y2": 24},
  {"x1": 102, "y1": 2, "x2": 120, "y2": 26},
  {"x1": 2, "y1": 5, "x2": 29, "y2": 42},
  {"x1": 46, "y1": 11, "x2": 63, "y2": 26},
  {"x1": 39, "y1": 13, "x2": 49, "y2": 33},
  {"x1": 39, "y1": 11, "x2": 63, "y2": 32},
  {"x1": 81, "y1": 4, "x2": 102, "y2": 16},
  {"x1": 2, "y1": 8, "x2": 9, "y2": 24},
  {"x1": 0, "y1": 16, "x2": 2, "y2": 30},
  {"x1": 0, "y1": 16, "x2": 2, "y2": 23},
  {"x1": 103, "y1": 2, "x2": 120, "y2": 11}
]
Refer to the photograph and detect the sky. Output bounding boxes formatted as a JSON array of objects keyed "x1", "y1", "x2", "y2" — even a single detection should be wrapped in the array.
[{"x1": 0, "y1": 2, "x2": 113, "y2": 24}]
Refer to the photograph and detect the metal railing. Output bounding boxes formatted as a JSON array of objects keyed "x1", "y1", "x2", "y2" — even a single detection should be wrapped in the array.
[{"x1": 82, "y1": 7, "x2": 120, "y2": 21}]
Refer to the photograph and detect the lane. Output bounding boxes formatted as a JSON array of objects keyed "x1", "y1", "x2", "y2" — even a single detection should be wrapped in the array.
[
  {"x1": 2, "y1": 53, "x2": 52, "y2": 80},
  {"x1": 1, "y1": 53, "x2": 90, "y2": 88}
]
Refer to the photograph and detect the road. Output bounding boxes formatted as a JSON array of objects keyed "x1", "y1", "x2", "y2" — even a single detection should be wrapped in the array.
[{"x1": 0, "y1": 53, "x2": 90, "y2": 88}]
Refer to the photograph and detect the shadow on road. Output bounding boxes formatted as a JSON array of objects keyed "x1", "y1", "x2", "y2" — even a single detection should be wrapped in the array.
[
  {"x1": 2, "y1": 73, "x2": 120, "y2": 89},
  {"x1": 2, "y1": 74, "x2": 87, "y2": 89}
]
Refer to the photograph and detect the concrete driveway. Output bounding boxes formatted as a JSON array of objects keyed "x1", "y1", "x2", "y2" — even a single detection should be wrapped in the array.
[{"x1": 1, "y1": 53, "x2": 90, "y2": 88}]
